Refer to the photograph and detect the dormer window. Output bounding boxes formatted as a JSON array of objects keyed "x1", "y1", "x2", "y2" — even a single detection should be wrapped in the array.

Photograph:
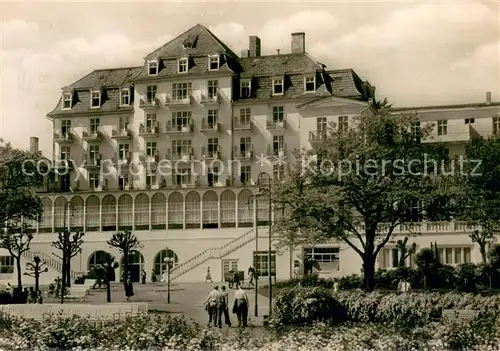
[
  {"x1": 121, "y1": 88, "x2": 130, "y2": 106},
  {"x1": 241, "y1": 80, "x2": 251, "y2": 98},
  {"x1": 62, "y1": 93, "x2": 72, "y2": 109},
  {"x1": 273, "y1": 78, "x2": 284, "y2": 95},
  {"x1": 91, "y1": 91, "x2": 101, "y2": 108},
  {"x1": 178, "y1": 58, "x2": 188, "y2": 73},
  {"x1": 148, "y1": 60, "x2": 158, "y2": 76},
  {"x1": 208, "y1": 54, "x2": 219, "y2": 71},
  {"x1": 304, "y1": 76, "x2": 316, "y2": 92}
]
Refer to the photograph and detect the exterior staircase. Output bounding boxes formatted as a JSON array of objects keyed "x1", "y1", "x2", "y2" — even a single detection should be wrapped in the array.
[
  {"x1": 22, "y1": 250, "x2": 79, "y2": 281},
  {"x1": 170, "y1": 227, "x2": 260, "y2": 281}
]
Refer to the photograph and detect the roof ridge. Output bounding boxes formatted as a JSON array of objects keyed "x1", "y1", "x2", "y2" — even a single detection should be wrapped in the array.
[
  {"x1": 200, "y1": 24, "x2": 239, "y2": 58},
  {"x1": 93, "y1": 66, "x2": 142, "y2": 72},
  {"x1": 143, "y1": 24, "x2": 204, "y2": 60}
]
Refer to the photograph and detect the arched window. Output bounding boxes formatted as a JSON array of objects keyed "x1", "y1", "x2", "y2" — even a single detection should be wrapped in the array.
[
  {"x1": 238, "y1": 190, "x2": 253, "y2": 227},
  {"x1": 120, "y1": 250, "x2": 145, "y2": 282},
  {"x1": 153, "y1": 249, "x2": 179, "y2": 275},
  {"x1": 54, "y1": 196, "x2": 67, "y2": 231},
  {"x1": 118, "y1": 194, "x2": 133, "y2": 230},
  {"x1": 202, "y1": 191, "x2": 218, "y2": 229},
  {"x1": 220, "y1": 190, "x2": 236, "y2": 228},
  {"x1": 102, "y1": 195, "x2": 117, "y2": 231},
  {"x1": 70, "y1": 196, "x2": 84, "y2": 231},
  {"x1": 168, "y1": 192, "x2": 183, "y2": 229},
  {"x1": 185, "y1": 191, "x2": 200, "y2": 229},
  {"x1": 151, "y1": 193, "x2": 166, "y2": 229},
  {"x1": 134, "y1": 193, "x2": 150, "y2": 230},
  {"x1": 85, "y1": 195, "x2": 100, "y2": 231},
  {"x1": 88, "y1": 250, "x2": 109, "y2": 271},
  {"x1": 39, "y1": 198, "x2": 53, "y2": 233}
]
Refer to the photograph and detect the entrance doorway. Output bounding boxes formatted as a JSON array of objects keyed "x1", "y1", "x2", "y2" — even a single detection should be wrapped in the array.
[
  {"x1": 222, "y1": 259, "x2": 239, "y2": 281},
  {"x1": 120, "y1": 250, "x2": 145, "y2": 282}
]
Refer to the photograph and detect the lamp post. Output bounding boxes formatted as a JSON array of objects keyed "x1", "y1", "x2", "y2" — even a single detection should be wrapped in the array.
[
  {"x1": 248, "y1": 195, "x2": 260, "y2": 317},
  {"x1": 257, "y1": 172, "x2": 272, "y2": 317},
  {"x1": 164, "y1": 255, "x2": 174, "y2": 303}
]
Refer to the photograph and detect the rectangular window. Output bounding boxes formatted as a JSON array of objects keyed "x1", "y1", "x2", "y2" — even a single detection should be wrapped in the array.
[
  {"x1": 209, "y1": 55, "x2": 219, "y2": 70},
  {"x1": 91, "y1": 91, "x2": 101, "y2": 107},
  {"x1": 273, "y1": 78, "x2": 284, "y2": 95},
  {"x1": 437, "y1": 120, "x2": 448, "y2": 136},
  {"x1": 89, "y1": 145, "x2": 99, "y2": 161},
  {"x1": 317, "y1": 117, "x2": 327, "y2": 138},
  {"x1": 304, "y1": 247, "x2": 340, "y2": 272},
  {"x1": 146, "y1": 142, "x2": 157, "y2": 157},
  {"x1": 119, "y1": 117, "x2": 128, "y2": 131},
  {"x1": 240, "y1": 108, "x2": 251, "y2": 125},
  {"x1": 208, "y1": 138, "x2": 219, "y2": 157},
  {"x1": 273, "y1": 163, "x2": 285, "y2": 181},
  {"x1": 146, "y1": 85, "x2": 157, "y2": 104},
  {"x1": 148, "y1": 61, "x2": 158, "y2": 76},
  {"x1": 411, "y1": 121, "x2": 421, "y2": 143},
  {"x1": 240, "y1": 137, "x2": 251, "y2": 156},
  {"x1": 493, "y1": 117, "x2": 500, "y2": 134},
  {"x1": 172, "y1": 111, "x2": 192, "y2": 128},
  {"x1": 207, "y1": 167, "x2": 219, "y2": 186},
  {"x1": 146, "y1": 113, "x2": 157, "y2": 130},
  {"x1": 240, "y1": 80, "x2": 251, "y2": 98},
  {"x1": 61, "y1": 120, "x2": 71, "y2": 137},
  {"x1": 273, "y1": 135, "x2": 284, "y2": 155},
  {"x1": 121, "y1": 89, "x2": 130, "y2": 105},
  {"x1": 208, "y1": 80, "x2": 218, "y2": 99},
  {"x1": 465, "y1": 118, "x2": 475, "y2": 124},
  {"x1": 89, "y1": 172, "x2": 99, "y2": 189},
  {"x1": 60, "y1": 146, "x2": 70, "y2": 160},
  {"x1": 304, "y1": 76, "x2": 316, "y2": 92},
  {"x1": 438, "y1": 246, "x2": 472, "y2": 265},
  {"x1": 0, "y1": 256, "x2": 14, "y2": 274},
  {"x1": 62, "y1": 93, "x2": 72, "y2": 109},
  {"x1": 118, "y1": 144, "x2": 129, "y2": 160},
  {"x1": 338, "y1": 116, "x2": 348, "y2": 133},
  {"x1": 173, "y1": 168, "x2": 191, "y2": 185},
  {"x1": 272, "y1": 106, "x2": 284, "y2": 123},
  {"x1": 253, "y1": 251, "x2": 276, "y2": 277},
  {"x1": 240, "y1": 166, "x2": 251, "y2": 184},
  {"x1": 207, "y1": 109, "x2": 218, "y2": 128},
  {"x1": 146, "y1": 170, "x2": 156, "y2": 187},
  {"x1": 90, "y1": 118, "x2": 100, "y2": 134},
  {"x1": 172, "y1": 140, "x2": 192, "y2": 157},
  {"x1": 172, "y1": 82, "x2": 192, "y2": 101},
  {"x1": 178, "y1": 58, "x2": 188, "y2": 73}
]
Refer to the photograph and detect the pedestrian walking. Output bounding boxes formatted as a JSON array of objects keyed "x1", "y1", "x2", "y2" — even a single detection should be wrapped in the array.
[
  {"x1": 218, "y1": 286, "x2": 231, "y2": 327},
  {"x1": 141, "y1": 269, "x2": 146, "y2": 284},
  {"x1": 125, "y1": 271, "x2": 134, "y2": 301},
  {"x1": 205, "y1": 266, "x2": 213, "y2": 283},
  {"x1": 248, "y1": 266, "x2": 255, "y2": 287},
  {"x1": 204, "y1": 286, "x2": 220, "y2": 327},
  {"x1": 233, "y1": 285, "x2": 249, "y2": 327}
]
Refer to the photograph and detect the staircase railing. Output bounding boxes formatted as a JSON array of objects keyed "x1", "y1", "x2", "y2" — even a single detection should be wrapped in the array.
[
  {"x1": 171, "y1": 227, "x2": 258, "y2": 280},
  {"x1": 22, "y1": 250, "x2": 78, "y2": 281}
]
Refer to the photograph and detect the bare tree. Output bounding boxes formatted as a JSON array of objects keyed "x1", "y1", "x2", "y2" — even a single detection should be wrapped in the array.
[{"x1": 52, "y1": 230, "x2": 85, "y2": 287}]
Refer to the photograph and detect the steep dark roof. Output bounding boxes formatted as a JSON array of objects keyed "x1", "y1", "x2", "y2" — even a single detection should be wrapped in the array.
[
  {"x1": 238, "y1": 53, "x2": 322, "y2": 76},
  {"x1": 62, "y1": 67, "x2": 141, "y2": 91},
  {"x1": 327, "y1": 69, "x2": 372, "y2": 99},
  {"x1": 144, "y1": 24, "x2": 238, "y2": 60}
]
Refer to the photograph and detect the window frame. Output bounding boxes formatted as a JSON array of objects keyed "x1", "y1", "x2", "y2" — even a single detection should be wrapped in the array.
[
  {"x1": 90, "y1": 90, "x2": 101, "y2": 108},
  {"x1": 120, "y1": 88, "x2": 130, "y2": 106},
  {"x1": 272, "y1": 77, "x2": 284, "y2": 96},
  {"x1": 178, "y1": 57, "x2": 188, "y2": 73},
  {"x1": 304, "y1": 76, "x2": 316, "y2": 92},
  {"x1": 62, "y1": 93, "x2": 72, "y2": 110},
  {"x1": 208, "y1": 54, "x2": 220, "y2": 71},
  {"x1": 148, "y1": 60, "x2": 158, "y2": 76},
  {"x1": 240, "y1": 80, "x2": 251, "y2": 98},
  {"x1": 437, "y1": 120, "x2": 448, "y2": 136}
]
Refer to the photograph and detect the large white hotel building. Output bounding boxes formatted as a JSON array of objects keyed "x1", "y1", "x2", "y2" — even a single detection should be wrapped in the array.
[{"x1": 1, "y1": 24, "x2": 499, "y2": 284}]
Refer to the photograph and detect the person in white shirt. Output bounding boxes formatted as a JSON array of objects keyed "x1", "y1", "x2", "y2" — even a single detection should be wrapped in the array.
[
  {"x1": 204, "y1": 286, "x2": 220, "y2": 326},
  {"x1": 233, "y1": 285, "x2": 249, "y2": 327}
]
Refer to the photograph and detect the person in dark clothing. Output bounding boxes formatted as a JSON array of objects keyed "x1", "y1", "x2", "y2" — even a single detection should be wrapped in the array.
[
  {"x1": 141, "y1": 270, "x2": 146, "y2": 284},
  {"x1": 248, "y1": 266, "x2": 255, "y2": 286},
  {"x1": 233, "y1": 285, "x2": 249, "y2": 327},
  {"x1": 217, "y1": 286, "x2": 231, "y2": 327},
  {"x1": 151, "y1": 270, "x2": 157, "y2": 283},
  {"x1": 233, "y1": 271, "x2": 240, "y2": 289},
  {"x1": 125, "y1": 272, "x2": 134, "y2": 301}
]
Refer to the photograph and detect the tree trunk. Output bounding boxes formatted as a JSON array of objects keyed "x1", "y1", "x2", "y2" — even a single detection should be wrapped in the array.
[
  {"x1": 362, "y1": 253, "x2": 376, "y2": 292},
  {"x1": 61, "y1": 251, "x2": 67, "y2": 287},
  {"x1": 480, "y1": 245, "x2": 487, "y2": 263},
  {"x1": 123, "y1": 250, "x2": 129, "y2": 295},
  {"x1": 106, "y1": 272, "x2": 111, "y2": 303},
  {"x1": 35, "y1": 268, "x2": 40, "y2": 292},
  {"x1": 16, "y1": 256, "x2": 22, "y2": 290},
  {"x1": 66, "y1": 256, "x2": 72, "y2": 287}
]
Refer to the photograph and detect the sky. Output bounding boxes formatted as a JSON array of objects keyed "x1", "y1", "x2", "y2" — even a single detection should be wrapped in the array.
[{"x1": 1, "y1": 1, "x2": 499, "y2": 157}]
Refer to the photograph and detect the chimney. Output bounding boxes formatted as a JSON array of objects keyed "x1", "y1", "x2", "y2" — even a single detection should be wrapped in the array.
[
  {"x1": 291, "y1": 32, "x2": 305, "y2": 54},
  {"x1": 249, "y1": 36, "x2": 261, "y2": 57},
  {"x1": 29, "y1": 137, "x2": 39, "y2": 153},
  {"x1": 486, "y1": 91, "x2": 492, "y2": 105},
  {"x1": 240, "y1": 49, "x2": 249, "y2": 58}
]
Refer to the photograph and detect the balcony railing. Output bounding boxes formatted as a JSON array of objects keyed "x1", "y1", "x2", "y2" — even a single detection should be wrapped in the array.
[
  {"x1": 200, "y1": 118, "x2": 221, "y2": 133},
  {"x1": 267, "y1": 144, "x2": 287, "y2": 157},
  {"x1": 165, "y1": 121, "x2": 194, "y2": 134},
  {"x1": 423, "y1": 124, "x2": 480, "y2": 144},
  {"x1": 54, "y1": 130, "x2": 74, "y2": 144},
  {"x1": 111, "y1": 127, "x2": 132, "y2": 140},
  {"x1": 234, "y1": 145, "x2": 254, "y2": 160},
  {"x1": 112, "y1": 152, "x2": 131, "y2": 166},
  {"x1": 82, "y1": 128, "x2": 103, "y2": 142},
  {"x1": 139, "y1": 122, "x2": 160, "y2": 137},
  {"x1": 200, "y1": 91, "x2": 221, "y2": 105},
  {"x1": 201, "y1": 147, "x2": 221, "y2": 160},
  {"x1": 165, "y1": 92, "x2": 194, "y2": 107},
  {"x1": 233, "y1": 117, "x2": 253, "y2": 132},
  {"x1": 139, "y1": 97, "x2": 161, "y2": 109},
  {"x1": 266, "y1": 118, "x2": 287, "y2": 130},
  {"x1": 84, "y1": 154, "x2": 102, "y2": 169},
  {"x1": 141, "y1": 150, "x2": 160, "y2": 164},
  {"x1": 167, "y1": 148, "x2": 195, "y2": 161}
]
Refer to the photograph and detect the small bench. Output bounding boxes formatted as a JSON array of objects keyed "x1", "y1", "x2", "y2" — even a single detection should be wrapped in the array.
[
  {"x1": 66, "y1": 286, "x2": 88, "y2": 301},
  {"x1": 442, "y1": 309, "x2": 480, "y2": 323}
]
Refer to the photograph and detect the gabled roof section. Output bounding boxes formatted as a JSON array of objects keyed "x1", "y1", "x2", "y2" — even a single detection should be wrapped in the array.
[
  {"x1": 144, "y1": 24, "x2": 238, "y2": 60},
  {"x1": 327, "y1": 69, "x2": 373, "y2": 99},
  {"x1": 238, "y1": 52, "x2": 322, "y2": 76},
  {"x1": 62, "y1": 67, "x2": 142, "y2": 91}
]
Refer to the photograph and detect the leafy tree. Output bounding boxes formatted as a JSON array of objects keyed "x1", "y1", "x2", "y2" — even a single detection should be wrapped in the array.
[
  {"x1": 273, "y1": 107, "x2": 449, "y2": 291},
  {"x1": 396, "y1": 237, "x2": 417, "y2": 267},
  {"x1": 107, "y1": 231, "x2": 139, "y2": 293},
  {"x1": 23, "y1": 255, "x2": 48, "y2": 292},
  {"x1": 52, "y1": 230, "x2": 84, "y2": 287},
  {"x1": 0, "y1": 222, "x2": 33, "y2": 289}
]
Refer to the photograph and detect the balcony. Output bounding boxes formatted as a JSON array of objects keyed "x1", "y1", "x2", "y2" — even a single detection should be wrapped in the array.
[
  {"x1": 165, "y1": 121, "x2": 194, "y2": 135},
  {"x1": 233, "y1": 117, "x2": 253, "y2": 132},
  {"x1": 84, "y1": 154, "x2": 102, "y2": 169},
  {"x1": 140, "y1": 150, "x2": 160, "y2": 164},
  {"x1": 112, "y1": 152, "x2": 131, "y2": 167},
  {"x1": 167, "y1": 148, "x2": 196, "y2": 162},
  {"x1": 82, "y1": 128, "x2": 103, "y2": 142},
  {"x1": 233, "y1": 145, "x2": 254, "y2": 161},
  {"x1": 165, "y1": 92, "x2": 195, "y2": 107},
  {"x1": 200, "y1": 118, "x2": 221, "y2": 133},
  {"x1": 266, "y1": 118, "x2": 287, "y2": 130},
  {"x1": 200, "y1": 91, "x2": 221, "y2": 106},
  {"x1": 267, "y1": 144, "x2": 287, "y2": 158},
  {"x1": 423, "y1": 124, "x2": 480, "y2": 144},
  {"x1": 201, "y1": 147, "x2": 221, "y2": 161},
  {"x1": 139, "y1": 122, "x2": 160, "y2": 137},
  {"x1": 139, "y1": 97, "x2": 161, "y2": 110},
  {"x1": 54, "y1": 130, "x2": 74, "y2": 144},
  {"x1": 309, "y1": 130, "x2": 327, "y2": 143},
  {"x1": 111, "y1": 127, "x2": 132, "y2": 140}
]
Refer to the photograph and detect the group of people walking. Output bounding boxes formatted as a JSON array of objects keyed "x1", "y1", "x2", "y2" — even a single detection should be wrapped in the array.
[{"x1": 204, "y1": 284, "x2": 249, "y2": 328}]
